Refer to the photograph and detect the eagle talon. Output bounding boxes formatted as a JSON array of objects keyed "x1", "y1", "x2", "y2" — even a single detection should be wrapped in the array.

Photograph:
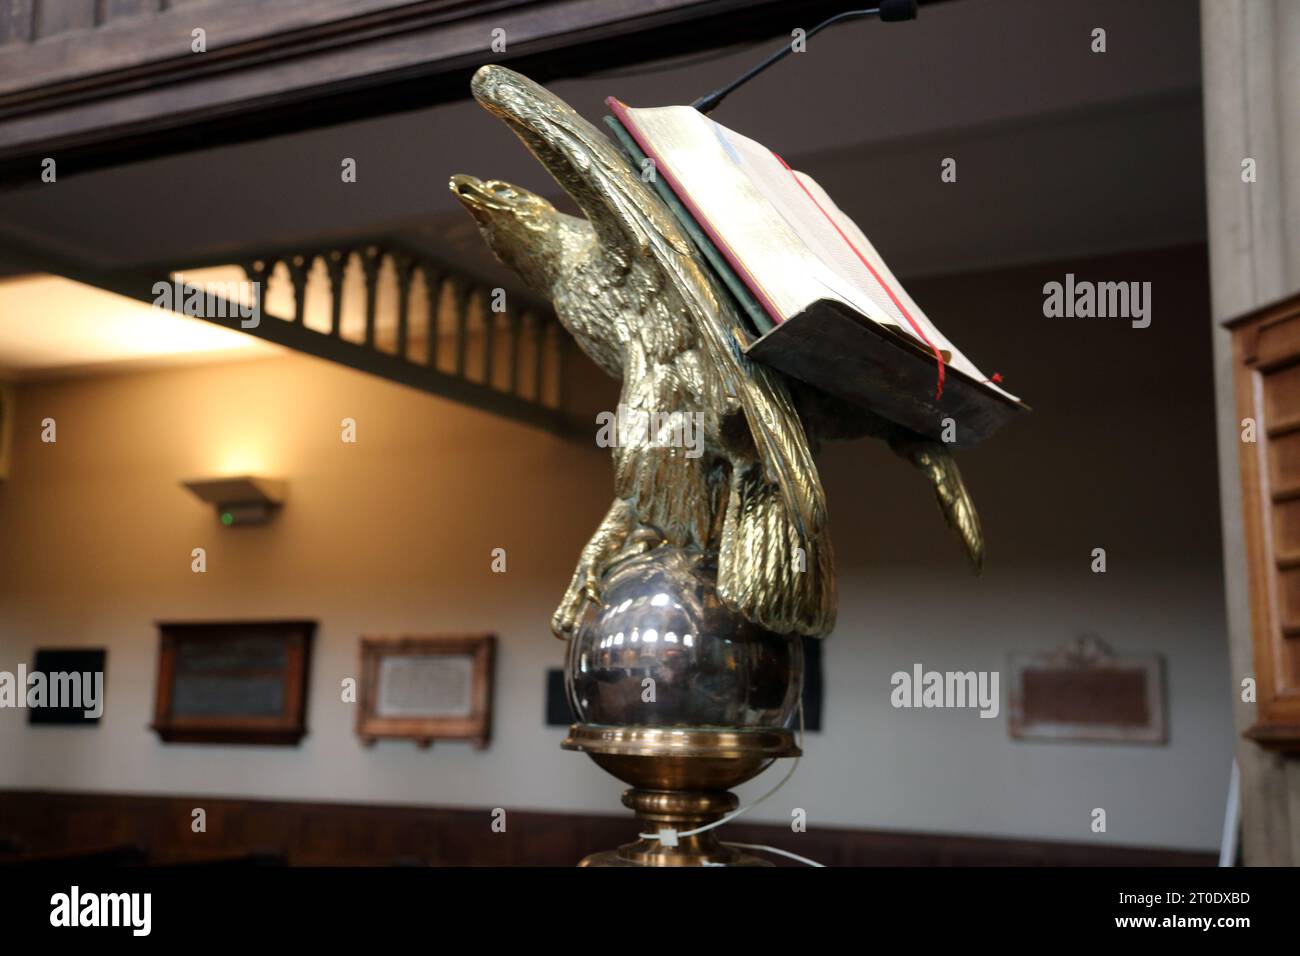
[
  {"x1": 552, "y1": 585, "x2": 596, "y2": 639},
  {"x1": 616, "y1": 527, "x2": 663, "y2": 562}
]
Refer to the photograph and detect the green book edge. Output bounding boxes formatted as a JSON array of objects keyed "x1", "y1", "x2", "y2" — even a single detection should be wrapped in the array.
[{"x1": 602, "y1": 114, "x2": 774, "y2": 337}]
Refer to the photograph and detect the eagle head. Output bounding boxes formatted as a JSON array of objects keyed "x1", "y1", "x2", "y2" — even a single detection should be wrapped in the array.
[{"x1": 449, "y1": 174, "x2": 561, "y2": 295}]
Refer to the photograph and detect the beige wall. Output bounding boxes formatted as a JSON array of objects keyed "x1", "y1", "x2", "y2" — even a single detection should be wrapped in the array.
[{"x1": 0, "y1": 246, "x2": 1236, "y2": 850}]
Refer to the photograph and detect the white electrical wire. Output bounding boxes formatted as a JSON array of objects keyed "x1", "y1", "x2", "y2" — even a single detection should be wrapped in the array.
[
  {"x1": 719, "y1": 841, "x2": 825, "y2": 867},
  {"x1": 639, "y1": 698, "x2": 823, "y2": 865},
  {"x1": 641, "y1": 699, "x2": 805, "y2": 840}
]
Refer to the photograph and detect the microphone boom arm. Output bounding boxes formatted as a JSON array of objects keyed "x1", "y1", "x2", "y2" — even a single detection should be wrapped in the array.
[{"x1": 690, "y1": 3, "x2": 918, "y2": 115}]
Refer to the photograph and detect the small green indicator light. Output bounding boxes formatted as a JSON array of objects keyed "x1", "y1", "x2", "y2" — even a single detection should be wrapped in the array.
[{"x1": 220, "y1": 511, "x2": 234, "y2": 526}]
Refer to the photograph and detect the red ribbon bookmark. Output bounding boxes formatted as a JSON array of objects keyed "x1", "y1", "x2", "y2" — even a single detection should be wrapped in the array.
[{"x1": 771, "y1": 150, "x2": 946, "y2": 400}]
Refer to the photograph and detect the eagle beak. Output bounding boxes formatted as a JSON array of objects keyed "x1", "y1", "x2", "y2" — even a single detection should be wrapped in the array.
[
  {"x1": 450, "y1": 174, "x2": 516, "y2": 227},
  {"x1": 450, "y1": 174, "x2": 490, "y2": 209}
]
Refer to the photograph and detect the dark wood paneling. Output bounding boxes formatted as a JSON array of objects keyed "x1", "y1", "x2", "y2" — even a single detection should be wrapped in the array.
[
  {"x1": 0, "y1": 0, "x2": 896, "y2": 186},
  {"x1": 3, "y1": 0, "x2": 167, "y2": 47},
  {"x1": 0, "y1": 789, "x2": 1215, "y2": 867},
  {"x1": 34, "y1": 0, "x2": 96, "y2": 39},
  {"x1": 0, "y1": 0, "x2": 35, "y2": 45},
  {"x1": 99, "y1": 0, "x2": 161, "y2": 23}
]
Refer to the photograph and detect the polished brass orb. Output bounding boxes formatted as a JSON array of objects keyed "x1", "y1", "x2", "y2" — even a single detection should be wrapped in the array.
[
  {"x1": 565, "y1": 547, "x2": 803, "y2": 729},
  {"x1": 562, "y1": 547, "x2": 803, "y2": 866}
]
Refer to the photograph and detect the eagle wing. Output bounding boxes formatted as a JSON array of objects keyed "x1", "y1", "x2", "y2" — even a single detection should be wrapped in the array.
[
  {"x1": 792, "y1": 381, "x2": 984, "y2": 569},
  {"x1": 470, "y1": 65, "x2": 827, "y2": 546}
]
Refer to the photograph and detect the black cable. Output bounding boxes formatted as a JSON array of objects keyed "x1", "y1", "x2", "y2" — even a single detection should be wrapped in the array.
[{"x1": 691, "y1": 2, "x2": 917, "y2": 114}]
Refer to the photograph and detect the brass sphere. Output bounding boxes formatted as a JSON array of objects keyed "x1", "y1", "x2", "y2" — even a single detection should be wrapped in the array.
[{"x1": 565, "y1": 546, "x2": 803, "y2": 730}]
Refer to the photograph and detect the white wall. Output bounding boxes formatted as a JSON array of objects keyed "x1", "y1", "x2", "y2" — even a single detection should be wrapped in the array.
[{"x1": 0, "y1": 247, "x2": 1237, "y2": 851}]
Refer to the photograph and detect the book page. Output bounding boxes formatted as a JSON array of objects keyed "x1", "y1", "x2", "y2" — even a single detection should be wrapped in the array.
[{"x1": 615, "y1": 105, "x2": 871, "y2": 327}]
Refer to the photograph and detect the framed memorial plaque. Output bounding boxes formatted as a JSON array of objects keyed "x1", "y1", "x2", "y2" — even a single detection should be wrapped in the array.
[
  {"x1": 151, "y1": 620, "x2": 314, "y2": 745},
  {"x1": 1008, "y1": 634, "x2": 1167, "y2": 745},
  {"x1": 357, "y1": 635, "x2": 494, "y2": 749}
]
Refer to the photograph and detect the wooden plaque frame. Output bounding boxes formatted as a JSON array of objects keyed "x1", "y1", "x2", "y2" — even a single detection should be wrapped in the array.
[
  {"x1": 1008, "y1": 636, "x2": 1167, "y2": 745},
  {"x1": 357, "y1": 634, "x2": 495, "y2": 750},
  {"x1": 151, "y1": 620, "x2": 315, "y2": 745}
]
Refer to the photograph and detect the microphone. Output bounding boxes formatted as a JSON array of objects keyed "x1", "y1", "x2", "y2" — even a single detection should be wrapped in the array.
[{"x1": 690, "y1": 2, "x2": 919, "y2": 115}]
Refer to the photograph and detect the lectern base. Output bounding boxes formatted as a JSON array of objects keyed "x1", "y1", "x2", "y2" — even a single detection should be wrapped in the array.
[
  {"x1": 562, "y1": 725, "x2": 799, "y2": 867},
  {"x1": 578, "y1": 788, "x2": 771, "y2": 867}
]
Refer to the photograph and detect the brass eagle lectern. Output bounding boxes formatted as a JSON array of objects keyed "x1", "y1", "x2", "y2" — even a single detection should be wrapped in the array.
[{"x1": 453, "y1": 65, "x2": 983, "y2": 866}]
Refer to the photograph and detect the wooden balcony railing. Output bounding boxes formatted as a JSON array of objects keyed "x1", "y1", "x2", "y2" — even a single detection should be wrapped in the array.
[{"x1": 169, "y1": 240, "x2": 570, "y2": 433}]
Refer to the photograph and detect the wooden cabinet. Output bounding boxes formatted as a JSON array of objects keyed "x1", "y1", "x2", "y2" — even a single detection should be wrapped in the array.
[{"x1": 1227, "y1": 292, "x2": 1300, "y2": 750}]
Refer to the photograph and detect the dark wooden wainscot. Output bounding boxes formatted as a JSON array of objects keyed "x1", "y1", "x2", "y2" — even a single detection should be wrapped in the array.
[{"x1": 0, "y1": 789, "x2": 1216, "y2": 868}]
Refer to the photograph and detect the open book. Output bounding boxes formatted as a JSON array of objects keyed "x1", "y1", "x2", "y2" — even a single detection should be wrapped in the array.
[{"x1": 605, "y1": 98, "x2": 1025, "y2": 448}]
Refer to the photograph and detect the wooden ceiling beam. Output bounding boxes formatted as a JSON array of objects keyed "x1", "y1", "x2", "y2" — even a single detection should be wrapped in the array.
[{"x1": 0, "y1": 0, "x2": 880, "y2": 186}]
